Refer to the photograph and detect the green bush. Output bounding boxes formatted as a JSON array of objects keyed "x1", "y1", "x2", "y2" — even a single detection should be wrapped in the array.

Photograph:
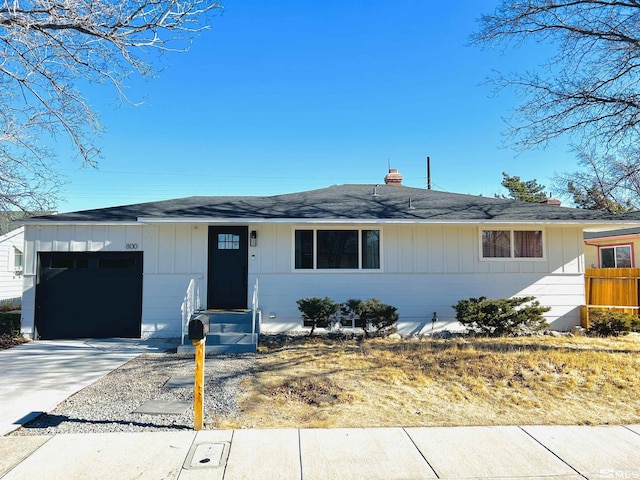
[
  {"x1": 358, "y1": 299, "x2": 399, "y2": 337},
  {"x1": 453, "y1": 296, "x2": 550, "y2": 337},
  {"x1": 339, "y1": 298, "x2": 398, "y2": 337},
  {"x1": 340, "y1": 299, "x2": 364, "y2": 328},
  {"x1": 587, "y1": 310, "x2": 640, "y2": 337},
  {"x1": 296, "y1": 297, "x2": 341, "y2": 336}
]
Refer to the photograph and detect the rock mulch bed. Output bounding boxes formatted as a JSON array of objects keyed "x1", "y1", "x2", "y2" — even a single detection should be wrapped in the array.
[{"x1": 10, "y1": 353, "x2": 255, "y2": 435}]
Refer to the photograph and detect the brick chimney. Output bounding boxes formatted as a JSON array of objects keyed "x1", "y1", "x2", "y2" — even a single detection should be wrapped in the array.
[
  {"x1": 384, "y1": 168, "x2": 403, "y2": 186},
  {"x1": 540, "y1": 196, "x2": 561, "y2": 206}
]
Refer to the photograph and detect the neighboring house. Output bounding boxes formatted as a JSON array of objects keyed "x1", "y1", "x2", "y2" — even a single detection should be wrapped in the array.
[
  {"x1": 19, "y1": 171, "x2": 634, "y2": 340},
  {"x1": 584, "y1": 227, "x2": 640, "y2": 268},
  {"x1": 0, "y1": 227, "x2": 25, "y2": 304}
]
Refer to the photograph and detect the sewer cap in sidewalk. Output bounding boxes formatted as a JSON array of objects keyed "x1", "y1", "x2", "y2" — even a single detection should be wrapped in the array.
[{"x1": 183, "y1": 442, "x2": 229, "y2": 469}]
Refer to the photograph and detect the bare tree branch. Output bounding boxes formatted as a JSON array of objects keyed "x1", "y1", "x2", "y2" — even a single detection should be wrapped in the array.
[
  {"x1": 473, "y1": 1, "x2": 640, "y2": 151},
  {"x1": 0, "y1": 0, "x2": 222, "y2": 213},
  {"x1": 554, "y1": 146, "x2": 640, "y2": 212}
]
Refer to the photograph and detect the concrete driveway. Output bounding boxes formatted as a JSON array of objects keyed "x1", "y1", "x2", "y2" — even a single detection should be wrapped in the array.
[{"x1": 0, "y1": 338, "x2": 178, "y2": 436}]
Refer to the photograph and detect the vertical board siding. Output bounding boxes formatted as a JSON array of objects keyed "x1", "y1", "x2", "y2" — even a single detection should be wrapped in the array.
[
  {"x1": 144, "y1": 225, "x2": 159, "y2": 274},
  {"x1": 21, "y1": 223, "x2": 206, "y2": 338},
  {"x1": 22, "y1": 222, "x2": 588, "y2": 338},
  {"x1": 257, "y1": 223, "x2": 585, "y2": 333},
  {"x1": 383, "y1": 226, "x2": 400, "y2": 273},
  {"x1": 157, "y1": 224, "x2": 175, "y2": 273},
  {"x1": 459, "y1": 226, "x2": 477, "y2": 273},
  {"x1": 257, "y1": 271, "x2": 584, "y2": 334},
  {"x1": 190, "y1": 225, "x2": 207, "y2": 273},
  {"x1": 428, "y1": 226, "x2": 445, "y2": 273}
]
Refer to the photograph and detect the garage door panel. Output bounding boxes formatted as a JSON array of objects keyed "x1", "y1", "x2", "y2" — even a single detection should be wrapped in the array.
[{"x1": 36, "y1": 252, "x2": 143, "y2": 339}]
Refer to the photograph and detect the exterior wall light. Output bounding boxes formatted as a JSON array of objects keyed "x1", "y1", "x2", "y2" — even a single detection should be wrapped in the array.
[{"x1": 250, "y1": 230, "x2": 257, "y2": 247}]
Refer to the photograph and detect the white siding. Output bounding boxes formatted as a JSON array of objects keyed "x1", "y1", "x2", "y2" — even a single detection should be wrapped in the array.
[
  {"x1": 0, "y1": 228, "x2": 25, "y2": 304},
  {"x1": 22, "y1": 222, "x2": 587, "y2": 338},
  {"x1": 254, "y1": 224, "x2": 585, "y2": 333},
  {"x1": 21, "y1": 224, "x2": 207, "y2": 338}
]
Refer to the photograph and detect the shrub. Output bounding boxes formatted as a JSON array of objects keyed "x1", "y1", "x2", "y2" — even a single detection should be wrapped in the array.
[
  {"x1": 340, "y1": 299, "x2": 364, "y2": 328},
  {"x1": 358, "y1": 299, "x2": 399, "y2": 337},
  {"x1": 296, "y1": 297, "x2": 341, "y2": 336},
  {"x1": 0, "y1": 312, "x2": 21, "y2": 337},
  {"x1": 340, "y1": 298, "x2": 399, "y2": 337},
  {"x1": 587, "y1": 310, "x2": 640, "y2": 337},
  {"x1": 453, "y1": 296, "x2": 550, "y2": 337}
]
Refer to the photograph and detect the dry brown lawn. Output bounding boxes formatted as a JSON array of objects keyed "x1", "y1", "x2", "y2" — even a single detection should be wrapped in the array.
[{"x1": 217, "y1": 333, "x2": 640, "y2": 429}]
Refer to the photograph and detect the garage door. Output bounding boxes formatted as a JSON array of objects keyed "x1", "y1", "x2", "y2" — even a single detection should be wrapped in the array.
[{"x1": 35, "y1": 252, "x2": 143, "y2": 339}]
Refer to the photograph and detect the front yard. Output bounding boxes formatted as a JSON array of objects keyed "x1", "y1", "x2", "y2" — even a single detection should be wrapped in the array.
[{"x1": 216, "y1": 333, "x2": 640, "y2": 429}]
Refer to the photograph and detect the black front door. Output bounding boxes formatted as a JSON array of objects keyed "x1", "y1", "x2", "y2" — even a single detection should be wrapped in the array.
[{"x1": 207, "y1": 226, "x2": 248, "y2": 309}]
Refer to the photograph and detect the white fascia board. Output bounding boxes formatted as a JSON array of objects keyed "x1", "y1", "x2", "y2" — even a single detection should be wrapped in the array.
[{"x1": 136, "y1": 217, "x2": 638, "y2": 227}]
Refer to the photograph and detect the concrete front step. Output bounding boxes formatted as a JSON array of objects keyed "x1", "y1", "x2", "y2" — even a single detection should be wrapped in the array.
[
  {"x1": 177, "y1": 333, "x2": 258, "y2": 354},
  {"x1": 205, "y1": 333, "x2": 256, "y2": 344},
  {"x1": 207, "y1": 323, "x2": 253, "y2": 334},
  {"x1": 180, "y1": 310, "x2": 258, "y2": 354},
  {"x1": 177, "y1": 343, "x2": 257, "y2": 354}
]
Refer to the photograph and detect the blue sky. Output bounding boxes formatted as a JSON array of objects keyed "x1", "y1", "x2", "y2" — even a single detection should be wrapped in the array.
[{"x1": 55, "y1": 0, "x2": 571, "y2": 212}]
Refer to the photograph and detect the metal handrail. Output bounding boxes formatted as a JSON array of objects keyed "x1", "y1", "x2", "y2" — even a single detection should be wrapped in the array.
[
  {"x1": 180, "y1": 278, "x2": 201, "y2": 345},
  {"x1": 251, "y1": 277, "x2": 259, "y2": 338}
]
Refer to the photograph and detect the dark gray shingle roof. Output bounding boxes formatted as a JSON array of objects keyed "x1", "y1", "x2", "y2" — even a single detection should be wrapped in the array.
[
  {"x1": 584, "y1": 226, "x2": 640, "y2": 239},
  {"x1": 24, "y1": 184, "x2": 621, "y2": 223}
]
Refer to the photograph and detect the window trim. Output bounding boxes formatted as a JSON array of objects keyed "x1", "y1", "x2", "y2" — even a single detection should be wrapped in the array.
[
  {"x1": 598, "y1": 243, "x2": 634, "y2": 268},
  {"x1": 292, "y1": 227, "x2": 383, "y2": 272},
  {"x1": 12, "y1": 247, "x2": 23, "y2": 275},
  {"x1": 479, "y1": 228, "x2": 546, "y2": 261}
]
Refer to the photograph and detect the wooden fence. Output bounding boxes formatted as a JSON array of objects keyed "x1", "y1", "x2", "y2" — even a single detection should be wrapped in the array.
[{"x1": 581, "y1": 268, "x2": 640, "y2": 328}]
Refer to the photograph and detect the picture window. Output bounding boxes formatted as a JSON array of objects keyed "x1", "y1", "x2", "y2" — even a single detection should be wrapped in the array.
[{"x1": 294, "y1": 229, "x2": 381, "y2": 270}]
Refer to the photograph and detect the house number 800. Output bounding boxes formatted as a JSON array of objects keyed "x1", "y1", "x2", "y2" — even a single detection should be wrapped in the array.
[{"x1": 126, "y1": 243, "x2": 138, "y2": 250}]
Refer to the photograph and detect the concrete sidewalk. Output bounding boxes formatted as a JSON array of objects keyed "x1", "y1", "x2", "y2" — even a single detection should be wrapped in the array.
[
  {"x1": 1, "y1": 425, "x2": 640, "y2": 479},
  {"x1": 2, "y1": 340, "x2": 639, "y2": 479},
  {"x1": 0, "y1": 338, "x2": 179, "y2": 436}
]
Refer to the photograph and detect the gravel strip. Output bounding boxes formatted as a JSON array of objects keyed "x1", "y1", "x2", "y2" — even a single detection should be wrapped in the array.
[{"x1": 10, "y1": 353, "x2": 255, "y2": 435}]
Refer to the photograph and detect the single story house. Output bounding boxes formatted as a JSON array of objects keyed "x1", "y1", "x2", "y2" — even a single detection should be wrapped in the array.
[
  {"x1": 19, "y1": 171, "x2": 635, "y2": 340},
  {"x1": 0, "y1": 226, "x2": 24, "y2": 306},
  {"x1": 584, "y1": 227, "x2": 640, "y2": 268}
]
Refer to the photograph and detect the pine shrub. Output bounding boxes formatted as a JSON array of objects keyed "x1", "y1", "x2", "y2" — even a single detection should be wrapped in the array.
[
  {"x1": 587, "y1": 310, "x2": 640, "y2": 337},
  {"x1": 296, "y1": 297, "x2": 341, "y2": 336},
  {"x1": 358, "y1": 298, "x2": 399, "y2": 337},
  {"x1": 453, "y1": 296, "x2": 550, "y2": 337}
]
